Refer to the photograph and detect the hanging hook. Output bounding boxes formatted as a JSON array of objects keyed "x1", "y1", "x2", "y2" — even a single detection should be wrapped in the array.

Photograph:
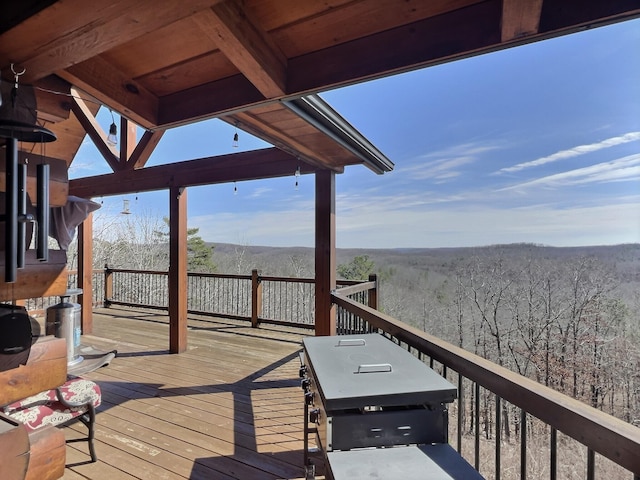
[
  {"x1": 10, "y1": 63, "x2": 26, "y2": 86},
  {"x1": 10, "y1": 63, "x2": 26, "y2": 107}
]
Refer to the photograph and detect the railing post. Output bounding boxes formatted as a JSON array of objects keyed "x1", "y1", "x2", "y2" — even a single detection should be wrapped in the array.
[
  {"x1": 251, "y1": 269, "x2": 262, "y2": 328},
  {"x1": 104, "y1": 263, "x2": 112, "y2": 308},
  {"x1": 368, "y1": 273, "x2": 378, "y2": 310}
]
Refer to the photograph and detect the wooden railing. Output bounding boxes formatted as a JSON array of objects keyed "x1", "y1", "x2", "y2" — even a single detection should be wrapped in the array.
[
  {"x1": 102, "y1": 267, "x2": 369, "y2": 329},
  {"x1": 40, "y1": 267, "x2": 639, "y2": 479},
  {"x1": 332, "y1": 288, "x2": 640, "y2": 480}
]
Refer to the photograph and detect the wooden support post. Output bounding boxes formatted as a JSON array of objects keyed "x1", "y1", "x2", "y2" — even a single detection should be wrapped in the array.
[
  {"x1": 368, "y1": 273, "x2": 378, "y2": 311},
  {"x1": 168, "y1": 186, "x2": 188, "y2": 353},
  {"x1": 251, "y1": 269, "x2": 262, "y2": 328},
  {"x1": 104, "y1": 264, "x2": 112, "y2": 308},
  {"x1": 78, "y1": 212, "x2": 94, "y2": 333},
  {"x1": 314, "y1": 170, "x2": 336, "y2": 336}
]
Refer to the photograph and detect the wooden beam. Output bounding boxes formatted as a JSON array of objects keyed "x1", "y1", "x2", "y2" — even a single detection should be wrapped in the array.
[
  {"x1": 33, "y1": 75, "x2": 72, "y2": 123},
  {"x1": 502, "y1": 0, "x2": 544, "y2": 41},
  {"x1": 59, "y1": 58, "x2": 159, "y2": 129},
  {"x1": 7, "y1": 0, "x2": 223, "y2": 83},
  {"x1": 168, "y1": 186, "x2": 188, "y2": 353},
  {"x1": 125, "y1": 130, "x2": 165, "y2": 170},
  {"x1": 314, "y1": 170, "x2": 336, "y2": 336},
  {"x1": 69, "y1": 148, "x2": 315, "y2": 198},
  {"x1": 158, "y1": 74, "x2": 264, "y2": 127},
  {"x1": 539, "y1": 0, "x2": 640, "y2": 33},
  {"x1": 194, "y1": 1, "x2": 287, "y2": 97},
  {"x1": 70, "y1": 92, "x2": 120, "y2": 172},
  {"x1": 120, "y1": 117, "x2": 137, "y2": 163},
  {"x1": 288, "y1": 1, "x2": 502, "y2": 94},
  {"x1": 78, "y1": 212, "x2": 93, "y2": 334}
]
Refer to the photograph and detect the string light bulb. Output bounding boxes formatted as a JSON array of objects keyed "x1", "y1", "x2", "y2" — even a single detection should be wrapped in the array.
[
  {"x1": 107, "y1": 109, "x2": 118, "y2": 146},
  {"x1": 232, "y1": 122, "x2": 239, "y2": 148},
  {"x1": 233, "y1": 181, "x2": 238, "y2": 195},
  {"x1": 295, "y1": 165, "x2": 300, "y2": 190}
]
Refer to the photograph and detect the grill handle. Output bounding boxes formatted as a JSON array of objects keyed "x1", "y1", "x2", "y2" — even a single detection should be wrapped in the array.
[
  {"x1": 356, "y1": 363, "x2": 393, "y2": 374},
  {"x1": 336, "y1": 338, "x2": 366, "y2": 347}
]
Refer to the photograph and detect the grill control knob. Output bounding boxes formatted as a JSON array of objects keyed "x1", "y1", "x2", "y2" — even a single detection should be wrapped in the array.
[
  {"x1": 304, "y1": 391, "x2": 314, "y2": 405},
  {"x1": 309, "y1": 408, "x2": 320, "y2": 424},
  {"x1": 299, "y1": 365, "x2": 307, "y2": 378},
  {"x1": 301, "y1": 378, "x2": 311, "y2": 391}
]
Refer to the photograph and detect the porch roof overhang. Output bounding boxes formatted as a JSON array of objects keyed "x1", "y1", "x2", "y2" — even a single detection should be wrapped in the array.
[{"x1": 1, "y1": 0, "x2": 638, "y2": 185}]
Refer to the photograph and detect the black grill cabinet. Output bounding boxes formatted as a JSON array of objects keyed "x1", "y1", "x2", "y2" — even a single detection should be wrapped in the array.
[
  {"x1": 300, "y1": 334, "x2": 483, "y2": 479},
  {"x1": 302, "y1": 334, "x2": 456, "y2": 452}
]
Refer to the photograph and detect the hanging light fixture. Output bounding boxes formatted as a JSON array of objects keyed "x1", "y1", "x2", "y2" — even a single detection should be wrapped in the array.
[
  {"x1": 106, "y1": 109, "x2": 118, "y2": 146},
  {"x1": 295, "y1": 165, "x2": 301, "y2": 190}
]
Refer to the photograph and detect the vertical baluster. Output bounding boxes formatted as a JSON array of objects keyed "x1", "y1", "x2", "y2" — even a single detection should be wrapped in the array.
[
  {"x1": 587, "y1": 449, "x2": 595, "y2": 480},
  {"x1": 457, "y1": 374, "x2": 463, "y2": 453},
  {"x1": 496, "y1": 395, "x2": 501, "y2": 480},
  {"x1": 521, "y1": 409, "x2": 527, "y2": 480},
  {"x1": 475, "y1": 382, "x2": 480, "y2": 472},
  {"x1": 549, "y1": 425, "x2": 557, "y2": 480}
]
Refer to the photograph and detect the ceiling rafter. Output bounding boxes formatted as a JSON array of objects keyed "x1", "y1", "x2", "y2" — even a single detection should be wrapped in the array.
[
  {"x1": 58, "y1": 56, "x2": 159, "y2": 129},
  {"x1": 70, "y1": 91, "x2": 121, "y2": 172},
  {"x1": 230, "y1": 110, "x2": 336, "y2": 171},
  {"x1": 125, "y1": 130, "x2": 165, "y2": 171},
  {"x1": 501, "y1": 0, "x2": 544, "y2": 41},
  {"x1": 194, "y1": 0, "x2": 287, "y2": 98}
]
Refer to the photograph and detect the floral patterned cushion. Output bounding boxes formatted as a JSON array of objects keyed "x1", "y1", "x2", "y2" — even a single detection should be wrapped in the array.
[{"x1": 3, "y1": 377, "x2": 101, "y2": 431}]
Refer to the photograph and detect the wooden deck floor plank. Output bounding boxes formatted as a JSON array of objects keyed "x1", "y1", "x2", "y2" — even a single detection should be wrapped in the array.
[
  {"x1": 55, "y1": 308, "x2": 314, "y2": 479},
  {"x1": 90, "y1": 399, "x2": 304, "y2": 479},
  {"x1": 89, "y1": 355, "x2": 303, "y2": 422}
]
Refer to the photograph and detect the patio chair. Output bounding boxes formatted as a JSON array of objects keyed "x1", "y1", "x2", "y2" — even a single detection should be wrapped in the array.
[
  {"x1": 2, "y1": 376, "x2": 101, "y2": 462},
  {"x1": 1, "y1": 315, "x2": 101, "y2": 480}
]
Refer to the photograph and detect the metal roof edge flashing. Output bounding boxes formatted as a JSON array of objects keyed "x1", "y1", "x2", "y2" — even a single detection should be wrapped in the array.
[{"x1": 282, "y1": 94, "x2": 394, "y2": 174}]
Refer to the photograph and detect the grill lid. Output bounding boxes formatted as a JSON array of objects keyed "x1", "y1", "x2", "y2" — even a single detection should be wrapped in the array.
[{"x1": 303, "y1": 333, "x2": 456, "y2": 410}]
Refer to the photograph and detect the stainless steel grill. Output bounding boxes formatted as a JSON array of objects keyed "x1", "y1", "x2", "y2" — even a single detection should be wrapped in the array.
[{"x1": 300, "y1": 333, "x2": 483, "y2": 479}]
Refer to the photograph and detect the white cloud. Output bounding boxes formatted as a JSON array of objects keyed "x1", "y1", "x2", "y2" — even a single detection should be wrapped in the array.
[
  {"x1": 398, "y1": 143, "x2": 501, "y2": 181},
  {"x1": 190, "y1": 187, "x2": 640, "y2": 249},
  {"x1": 248, "y1": 187, "x2": 273, "y2": 198},
  {"x1": 496, "y1": 131, "x2": 640, "y2": 174},
  {"x1": 500, "y1": 153, "x2": 640, "y2": 191}
]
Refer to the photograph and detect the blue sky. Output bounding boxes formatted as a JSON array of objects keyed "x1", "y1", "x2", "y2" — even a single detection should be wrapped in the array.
[{"x1": 71, "y1": 19, "x2": 640, "y2": 249}]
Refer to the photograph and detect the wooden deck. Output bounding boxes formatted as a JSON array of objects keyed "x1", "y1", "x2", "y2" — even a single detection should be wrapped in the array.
[{"x1": 58, "y1": 306, "x2": 316, "y2": 480}]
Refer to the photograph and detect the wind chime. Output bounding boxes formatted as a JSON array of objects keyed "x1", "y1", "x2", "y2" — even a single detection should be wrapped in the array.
[{"x1": 0, "y1": 64, "x2": 55, "y2": 283}]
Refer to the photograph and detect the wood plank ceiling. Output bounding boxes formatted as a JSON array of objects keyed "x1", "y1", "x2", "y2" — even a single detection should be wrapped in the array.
[{"x1": 0, "y1": 0, "x2": 638, "y2": 195}]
